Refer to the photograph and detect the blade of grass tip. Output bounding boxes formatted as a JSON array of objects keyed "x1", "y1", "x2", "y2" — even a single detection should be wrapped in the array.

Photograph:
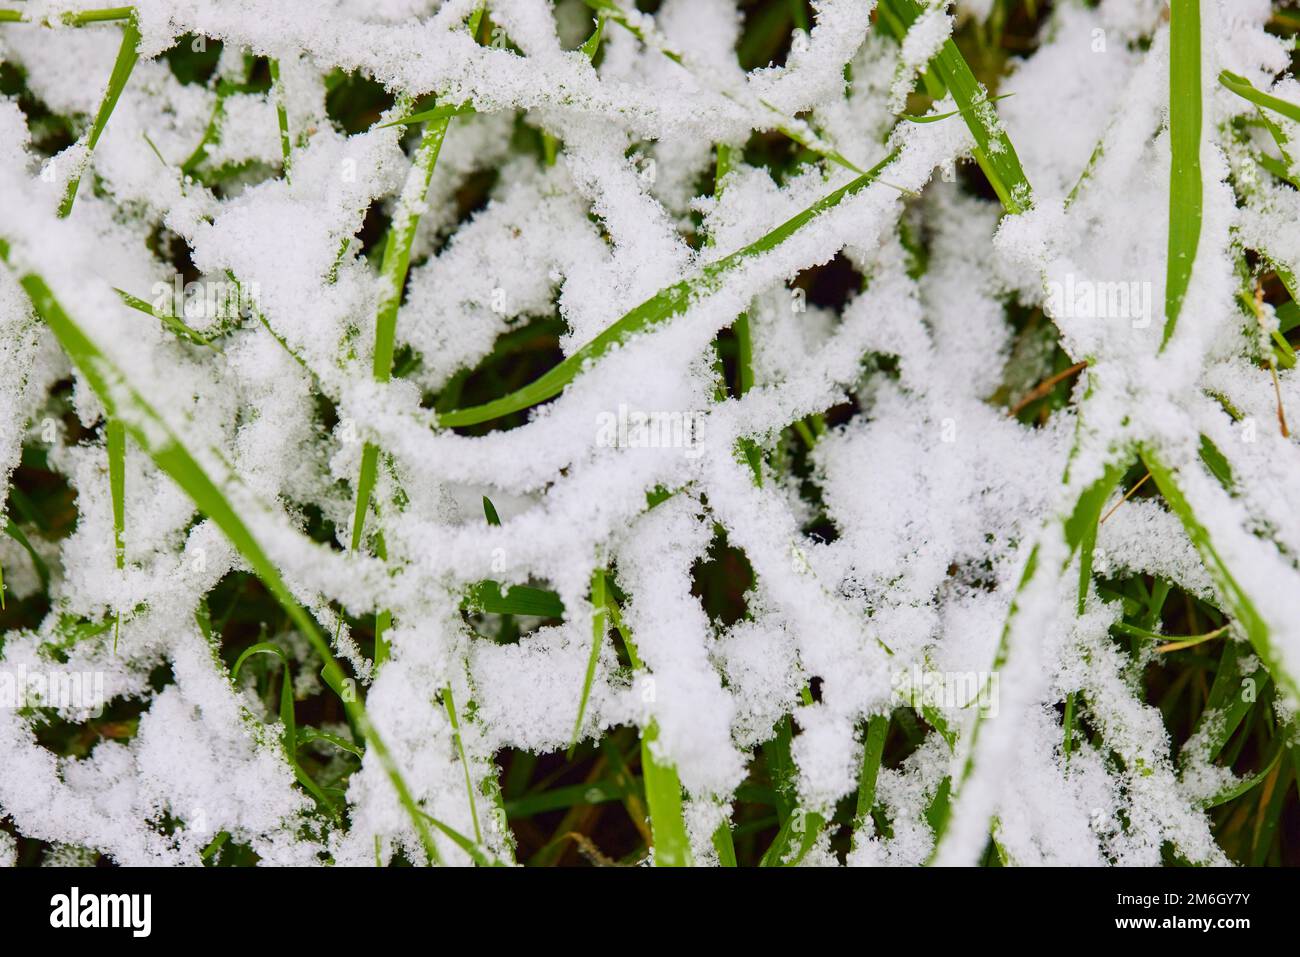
[
  {"x1": 481, "y1": 495, "x2": 501, "y2": 526},
  {"x1": 2, "y1": 248, "x2": 442, "y2": 864},
  {"x1": 268, "y1": 58, "x2": 292, "y2": 182},
  {"x1": 568, "y1": 567, "x2": 607, "y2": 757},
  {"x1": 418, "y1": 809, "x2": 498, "y2": 866},
  {"x1": 878, "y1": 0, "x2": 1033, "y2": 214},
  {"x1": 1139, "y1": 446, "x2": 1297, "y2": 703},
  {"x1": 5, "y1": 519, "x2": 50, "y2": 592},
  {"x1": 376, "y1": 103, "x2": 477, "y2": 130},
  {"x1": 440, "y1": 149, "x2": 900, "y2": 427},
  {"x1": 58, "y1": 12, "x2": 140, "y2": 217},
  {"x1": 1185, "y1": 639, "x2": 1270, "y2": 764},
  {"x1": 442, "y1": 686, "x2": 483, "y2": 845},
  {"x1": 60, "y1": 7, "x2": 134, "y2": 26},
  {"x1": 604, "y1": 589, "x2": 692, "y2": 866},
  {"x1": 1162, "y1": 0, "x2": 1203, "y2": 350},
  {"x1": 714, "y1": 141, "x2": 763, "y2": 487}
]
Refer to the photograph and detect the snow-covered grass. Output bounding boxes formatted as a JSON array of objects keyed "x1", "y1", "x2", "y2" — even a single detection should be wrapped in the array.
[{"x1": 0, "y1": 0, "x2": 1297, "y2": 867}]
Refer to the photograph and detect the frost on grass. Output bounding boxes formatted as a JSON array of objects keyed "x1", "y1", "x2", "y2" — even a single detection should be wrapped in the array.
[{"x1": 0, "y1": 0, "x2": 1297, "y2": 867}]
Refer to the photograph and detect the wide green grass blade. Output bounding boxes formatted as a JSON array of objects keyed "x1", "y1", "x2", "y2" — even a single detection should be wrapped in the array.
[
  {"x1": 2, "y1": 250, "x2": 442, "y2": 863},
  {"x1": 582, "y1": 0, "x2": 862, "y2": 173},
  {"x1": 59, "y1": 13, "x2": 140, "y2": 217},
  {"x1": 877, "y1": 0, "x2": 1032, "y2": 214},
  {"x1": 442, "y1": 686, "x2": 483, "y2": 845},
  {"x1": 4, "y1": 519, "x2": 49, "y2": 591},
  {"x1": 440, "y1": 150, "x2": 899, "y2": 427},
  {"x1": 1162, "y1": 0, "x2": 1203, "y2": 349}
]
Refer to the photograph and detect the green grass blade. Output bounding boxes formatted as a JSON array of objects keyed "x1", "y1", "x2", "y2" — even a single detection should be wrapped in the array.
[
  {"x1": 605, "y1": 589, "x2": 692, "y2": 865},
  {"x1": 462, "y1": 581, "x2": 564, "y2": 618},
  {"x1": 349, "y1": 99, "x2": 456, "y2": 665},
  {"x1": 61, "y1": 7, "x2": 133, "y2": 25},
  {"x1": 877, "y1": 0, "x2": 1032, "y2": 214},
  {"x1": 853, "y1": 714, "x2": 888, "y2": 835},
  {"x1": 4, "y1": 519, "x2": 49, "y2": 591},
  {"x1": 442, "y1": 686, "x2": 483, "y2": 844},
  {"x1": 1200, "y1": 745, "x2": 1283, "y2": 809},
  {"x1": 440, "y1": 150, "x2": 899, "y2": 427},
  {"x1": 1162, "y1": 0, "x2": 1203, "y2": 349},
  {"x1": 582, "y1": 0, "x2": 860, "y2": 173},
  {"x1": 377, "y1": 103, "x2": 475, "y2": 129},
  {"x1": 1139, "y1": 447, "x2": 1296, "y2": 702},
  {"x1": 640, "y1": 720, "x2": 693, "y2": 866},
  {"x1": 269, "y1": 58, "x2": 292, "y2": 181},
  {"x1": 59, "y1": 14, "x2": 140, "y2": 217},
  {"x1": 568, "y1": 567, "x2": 606, "y2": 756},
  {"x1": 107, "y1": 417, "x2": 125, "y2": 569}
]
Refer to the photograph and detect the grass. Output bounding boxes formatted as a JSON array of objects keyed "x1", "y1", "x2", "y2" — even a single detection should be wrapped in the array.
[
  {"x1": 1, "y1": 0, "x2": 1298, "y2": 869},
  {"x1": 1163, "y1": 0, "x2": 1203, "y2": 349}
]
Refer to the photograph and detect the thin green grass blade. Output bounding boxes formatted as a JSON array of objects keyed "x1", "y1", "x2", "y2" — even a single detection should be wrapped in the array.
[
  {"x1": 853, "y1": 713, "x2": 888, "y2": 835},
  {"x1": 418, "y1": 810, "x2": 500, "y2": 866},
  {"x1": 4, "y1": 519, "x2": 49, "y2": 591},
  {"x1": 582, "y1": 0, "x2": 861, "y2": 173},
  {"x1": 2, "y1": 251, "x2": 442, "y2": 862},
  {"x1": 711, "y1": 818, "x2": 737, "y2": 867},
  {"x1": 568, "y1": 567, "x2": 606, "y2": 757},
  {"x1": 605, "y1": 589, "x2": 692, "y2": 865},
  {"x1": 442, "y1": 686, "x2": 483, "y2": 844},
  {"x1": 1183, "y1": 622, "x2": 1270, "y2": 762},
  {"x1": 61, "y1": 7, "x2": 133, "y2": 25},
  {"x1": 349, "y1": 94, "x2": 458, "y2": 666},
  {"x1": 1140, "y1": 447, "x2": 1296, "y2": 703},
  {"x1": 59, "y1": 13, "x2": 140, "y2": 217},
  {"x1": 269, "y1": 58, "x2": 292, "y2": 181},
  {"x1": 462, "y1": 581, "x2": 563, "y2": 618},
  {"x1": 481, "y1": 495, "x2": 501, "y2": 526},
  {"x1": 440, "y1": 151, "x2": 899, "y2": 427},
  {"x1": 640, "y1": 720, "x2": 692, "y2": 866},
  {"x1": 1162, "y1": 0, "x2": 1203, "y2": 349},
  {"x1": 231, "y1": 640, "x2": 338, "y2": 813}
]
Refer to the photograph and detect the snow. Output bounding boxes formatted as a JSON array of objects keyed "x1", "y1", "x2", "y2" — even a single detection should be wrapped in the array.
[{"x1": 0, "y1": 0, "x2": 1295, "y2": 867}]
